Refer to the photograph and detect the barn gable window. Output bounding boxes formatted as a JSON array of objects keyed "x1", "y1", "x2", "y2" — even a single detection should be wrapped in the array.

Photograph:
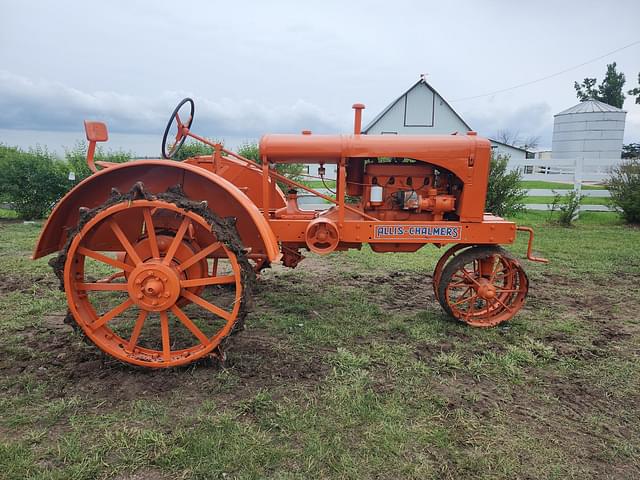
[{"x1": 403, "y1": 85, "x2": 435, "y2": 127}]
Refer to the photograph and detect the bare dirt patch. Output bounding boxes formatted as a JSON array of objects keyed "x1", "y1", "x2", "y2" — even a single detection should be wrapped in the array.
[
  {"x1": 4, "y1": 312, "x2": 329, "y2": 411},
  {"x1": 0, "y1": 274, "x2": 56, "y2": 295}
]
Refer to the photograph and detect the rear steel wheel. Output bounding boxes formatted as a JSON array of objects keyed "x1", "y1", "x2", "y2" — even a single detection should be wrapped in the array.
[
  {"x1": 437, "y1": 246, "x2": 528, "y2": 327},
  {"x1": 62, "y1": 198, "x2": 249, "y2": 367}
]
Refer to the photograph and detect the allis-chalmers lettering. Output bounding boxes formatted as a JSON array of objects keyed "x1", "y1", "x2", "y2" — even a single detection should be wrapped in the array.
[{"x1": 374, "y1": 225, "x2": 461, "y2": 240}]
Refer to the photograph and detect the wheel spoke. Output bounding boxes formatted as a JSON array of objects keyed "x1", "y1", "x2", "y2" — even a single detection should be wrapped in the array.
[
  {"x1": 177, "y1": 242, "x2": 222, "y2": 272},
  {"x1": 171, "y1": 305, "x2": 210, "y2": 346},
  {"x1": 490, "y1": 264, "x2": 507, "y2": 282},
  {"x1": 126, "y1": 310, "x2": 148, "y2": 352},
  {"x1": 181, "y1": 289, "x2": 232, "y2": 321},
  {"x1": 460, "y1": 268, "x2": 482, "y2": 288},
  {"x1": 468, "y1": 294, "x2": 477, "y2": 316},
  {"x1": 491, "y1": 295, "x2": 514, "y2": 313},
  {"x1": 163, "y1": 217, "x2": 191, "y2": 266},
  {"x1": 211, "y1": 258, "x2": 219, "y2": 276},
  {"x1": 92, "y1": 298, "x2": 134, "y2": 330},
  {"x1": 451, "y1": 291, "x2": 476, "y2": 307},
  {"x1": 76, "y1": 282, "x2": 128, "y2": 291},
  {"x1": 180, "y1": 275, "x2": 235, "y2": 288},
  {"x1": 143, "y1": 208, "x2": 160, "y2": 259},
  {"x1": 159, "y1": 311, "x2": 171, "y2": 361},
  {"x1": 174, "y1": 113, "x2": 184, "y2": 142},
  {"x1": 109, "y1": 219, "x2": 142, "y2": 265},
  {"x1": 78, "y1": 247, "x2": 134, "y2": 272}
]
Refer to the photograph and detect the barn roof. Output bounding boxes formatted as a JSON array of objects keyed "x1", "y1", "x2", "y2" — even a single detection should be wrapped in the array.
[
  {"x1": 362, "y1": 77, "x2": 473, "y2": 133},
  {"x1": 489, "y1": 139, "x2": 529, "y2": 153}
]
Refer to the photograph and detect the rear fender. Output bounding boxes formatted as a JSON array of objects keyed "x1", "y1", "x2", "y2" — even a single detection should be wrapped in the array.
[{"x1": 33, "y1": 160, "x2": 280, "y2": 262}]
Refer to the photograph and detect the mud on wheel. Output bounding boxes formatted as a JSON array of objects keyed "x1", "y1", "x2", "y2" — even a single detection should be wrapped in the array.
[
  {"x1": 437, "y1": 246, "x2": 528, "y2": 327},
  {"x1": 52, "y1": 184, "x2": 254, "y2": 368}
]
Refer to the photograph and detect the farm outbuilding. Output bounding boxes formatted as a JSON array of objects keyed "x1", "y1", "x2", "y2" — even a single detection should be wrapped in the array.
[
  {"x1": 551, "y1": 98, "x2": 626, "y2": 162},
  {"x1": 361, "y1": 77, "x2": 529, "y2": 164},
  {"x1": 362, "y1": 76, "x2": 471, "y2": 136},
  {"x1": 303, "y1": 77, "x2": 528, "y2": 181}
]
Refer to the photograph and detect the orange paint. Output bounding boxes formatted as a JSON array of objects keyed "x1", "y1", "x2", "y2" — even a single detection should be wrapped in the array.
[{"x1": 35, "y1": 98, "x2": 548, "y2": 368}]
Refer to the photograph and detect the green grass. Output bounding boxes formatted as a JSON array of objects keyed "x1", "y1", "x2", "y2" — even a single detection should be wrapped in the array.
[
  {"x1": 520, "y1": 180, "x2": 605, "y2": 190},
  {"x1": 0, "y1": 208, "x2": 19, "y2": 219},
  {"x1": 524, "y1": 195, "x2": 610, "y2": 206},
  {"x1": 300, "y1": 179, "x2": 336, "y2": 189},
  {"x1": 1, "y1": 213, "x2": 639, "y2": 479}
]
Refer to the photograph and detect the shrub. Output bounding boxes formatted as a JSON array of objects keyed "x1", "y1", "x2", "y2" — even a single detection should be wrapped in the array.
[
  {"x1": 172, "y1": 140, "x2": 214, "y2": 161},
  {"x1": 0, "y1": 145, "x2": 72, "y2": 220},
  {"x1": 237, "y1": 142, "x2": 304, "y2": 191},
  {"x1": 549, "y1": 189, "x2": 582, "y2": 227},
  {"x1": 65, "y1": 141, "x2": 131, "y2": 181},
  {"x1": 485, "y1": 153, "x2": 526, "y2": 216},
  {"x1": 606, "y1": 159, "x2": 640, "y2": 224}
]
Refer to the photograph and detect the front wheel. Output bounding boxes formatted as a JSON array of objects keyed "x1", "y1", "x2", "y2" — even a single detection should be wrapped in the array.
[{"x1": 437, "y1": 246, "x2": 528, "y2": 327}]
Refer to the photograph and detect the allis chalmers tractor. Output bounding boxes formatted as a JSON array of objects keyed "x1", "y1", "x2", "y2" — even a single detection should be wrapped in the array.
[{"x1": 34, "y1": 98, "x2": 547, "y2": 368}]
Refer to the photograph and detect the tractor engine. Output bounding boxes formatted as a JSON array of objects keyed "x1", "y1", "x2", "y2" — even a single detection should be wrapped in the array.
[{"x1": 355, "y1": 162, "x2": 458, "y2": 221}]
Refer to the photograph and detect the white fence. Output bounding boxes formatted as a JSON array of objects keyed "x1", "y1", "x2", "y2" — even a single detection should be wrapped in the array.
[
  {"x1": 510, "y1": 157, "x2": 620, "y2": 183},
  {"x1": 509, "y1": 157, "x2": 619, "y2": 212}
]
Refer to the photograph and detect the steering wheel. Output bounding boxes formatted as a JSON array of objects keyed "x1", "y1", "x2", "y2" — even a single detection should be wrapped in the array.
[{"x1": 161, "y1": 98, "x2": 195, "y2": 159}]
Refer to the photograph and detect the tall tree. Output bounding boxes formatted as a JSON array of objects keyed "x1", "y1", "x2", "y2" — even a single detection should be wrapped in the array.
[
  {"x1": 628, "y1": 73, "x2": 640, "y2": 105},
  {"x1": 574, "y1": 77, "x2": 598, "y2": 101},
  {"x1": 494, "y1": 129, "x2": 539, "y2": 151},
  {"x1": 495, "y1": 129, "x2": 521, "y2": 146},
  {"x1": 622, "y1": 143, "x2": 640, "y2": 159},
  {"x1": 574, "y1": 62, "x2": 626, "y2": 107}
]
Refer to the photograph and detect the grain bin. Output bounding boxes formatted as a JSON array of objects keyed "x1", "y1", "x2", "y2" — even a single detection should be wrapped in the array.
[{"x1": 552, "y1": 99, "x2": 626, "y2": 162}]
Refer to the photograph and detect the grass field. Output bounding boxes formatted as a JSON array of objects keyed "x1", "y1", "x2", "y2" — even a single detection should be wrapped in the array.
[
  {"x1": 1, "y1": 212, "x2": 639, "y2": 479},
  {"x1": 300, "y1": 179, "x2": 336, "y2": 189},
  {"x1": 524, "y1": 196, "x2": 609, "y2": 206},
  {"x1": 520, "y1": 180, "x2": 605, "y2": 190}
]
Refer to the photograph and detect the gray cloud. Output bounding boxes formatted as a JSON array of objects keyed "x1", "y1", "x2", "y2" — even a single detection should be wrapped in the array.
[
  {"x1": 463, "y1": 102, "x2": 554, "y2": 148},
  {"x1": 0, "y1": 71, "x2": 342, "y2": 137}
]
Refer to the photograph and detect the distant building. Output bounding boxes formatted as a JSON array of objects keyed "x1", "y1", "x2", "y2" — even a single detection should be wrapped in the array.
[
  {"x1": 551, "y1": 98, "x2": 626, "y2": 162},
  {"x1": 303, "y1": 77, "x2": 529, "y2": 181},
  {"x1": 361, "y1": 76, "x2": 529, "y2": 165}
]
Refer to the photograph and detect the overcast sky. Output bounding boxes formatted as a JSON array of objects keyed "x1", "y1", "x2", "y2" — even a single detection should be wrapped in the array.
[{"x1": 1, "y1": 0, "x2": 639, "y2": 155}]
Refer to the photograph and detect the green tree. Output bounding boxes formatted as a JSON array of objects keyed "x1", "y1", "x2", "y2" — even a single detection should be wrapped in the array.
[
  {"x1": 628, "y1": 72, "x2": 640, "y2": 104},
  {"x1": 65, "y1": 141, "x2": 131, "y2": 181},
  {"x1": 622, "y1": 143, "x2": 640, "y2": 159},
  {"x1": 485, "y1": 153, "x2": 526, "y2": 217},
  {"x1": 574, "y1": 62, "x2": 626, "y2": 107},
  {"x1": 172, "y1": 140, "x2": 215, "y2": 161},
  {"x1": 574, "y1": 77, "x2": 598, "y2": 101},
  {"x1": 0, "y1": 145, "x2": 72, "y2": 219},
  {"x1": 236, "y1": 142, "x2": 304, "y2": 191},
  {"x1": 606, "y1": 159, "x2": 640, "y2": 224}
]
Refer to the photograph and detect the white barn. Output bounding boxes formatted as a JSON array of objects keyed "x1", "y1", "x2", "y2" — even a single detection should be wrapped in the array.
[
  {"x1": 305, "y1": 77, "x2": 527, "y2": 181},
  {"x1": 362, "y1": 76, "x2": 528, "y2": 163}
]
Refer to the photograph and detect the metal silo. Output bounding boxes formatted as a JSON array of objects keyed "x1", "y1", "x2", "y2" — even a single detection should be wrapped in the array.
[{"x1": 552, "y1": 99, "x2": 626, "y2": 163}]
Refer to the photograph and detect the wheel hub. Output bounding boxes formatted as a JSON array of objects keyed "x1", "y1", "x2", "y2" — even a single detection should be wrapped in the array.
[
  {"x1": 127, "y1": 262, "x2": 180, "y2": 311},
  {"x1": 476, "y1": 278, "x2": 496, "y2": 300}
]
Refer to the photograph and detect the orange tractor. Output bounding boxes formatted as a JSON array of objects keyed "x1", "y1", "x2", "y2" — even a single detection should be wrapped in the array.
[{"x1": 34, "y1": 99, "x2": 547, "y2": 368}]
